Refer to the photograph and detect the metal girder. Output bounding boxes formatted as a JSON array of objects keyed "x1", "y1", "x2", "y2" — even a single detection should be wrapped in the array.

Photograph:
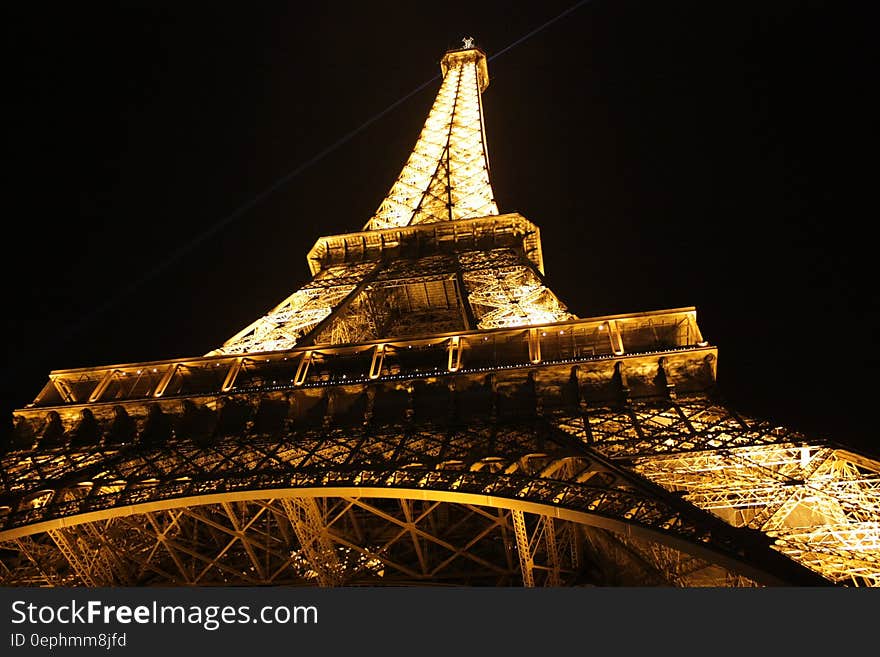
[
  {"x1": 0, "y1": 498, "x2": 529, "y2": 586},
  {"x1": 580, "y1": 526, "x2": 758, "y2": 587},
  {"x1": 511, "y1": 509, "x2": 534, "y2": 587},
  {"x1": 47, "y1": 528, "x2": 106, "y2": 587},
  {"x1": 558, "y1": 401, "x2": 880, "y2": 587},
  {"x1": 210, "y1": 263, "x2": 379, "y2": 356},
  {"x1": 459, "y1": 252, "x2": 573, "y2": 329},
  {"x1": 544, "y1": 516, "x2": 561, "y2": 586},
  {"x1": 7, "y1": 536, "x2": 68, "y2": 586},
  {"x1": 599, "y1": 430, "x2": 880, "y2": 586},
  {"x1": 281, "y1": 497, "x2": 342, "y2": 586}
]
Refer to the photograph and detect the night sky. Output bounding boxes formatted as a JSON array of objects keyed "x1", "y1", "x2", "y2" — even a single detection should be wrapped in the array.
[{"x1": 4, "y1": 2, "x2": 875, "y2": 453}]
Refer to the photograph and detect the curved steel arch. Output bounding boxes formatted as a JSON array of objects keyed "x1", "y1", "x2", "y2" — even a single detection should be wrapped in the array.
[{"x1": 0, "y1": 485, "x2": 809, "y2": 586}]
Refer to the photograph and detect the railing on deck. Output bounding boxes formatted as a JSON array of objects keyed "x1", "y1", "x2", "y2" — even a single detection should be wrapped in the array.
[{"x1": 30, "y1": 308, "x2": 707, "y2": 408}]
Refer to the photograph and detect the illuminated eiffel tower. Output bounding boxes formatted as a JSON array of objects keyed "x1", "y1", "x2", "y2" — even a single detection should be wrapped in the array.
[{"x1": 3, "y1": 42, "x2": 879, "y2": 587}]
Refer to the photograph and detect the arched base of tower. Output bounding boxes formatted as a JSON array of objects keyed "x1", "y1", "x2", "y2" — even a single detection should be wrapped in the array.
[{"x1": 0, "y1": 497, "x2": 758, "y2": 587}]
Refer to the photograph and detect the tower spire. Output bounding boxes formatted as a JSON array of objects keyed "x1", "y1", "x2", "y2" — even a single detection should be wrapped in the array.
[
  {"x1": 205, "y1": 43, "x2": 571, "y2": 356},
  {"x1": 366, "y1": 43, "x2": 498, "y2": 230}
]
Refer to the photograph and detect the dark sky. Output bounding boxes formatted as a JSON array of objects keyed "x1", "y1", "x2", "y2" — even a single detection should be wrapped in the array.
[{"x1": 3, "y1": 2, "x2": 875, "y2": 452}]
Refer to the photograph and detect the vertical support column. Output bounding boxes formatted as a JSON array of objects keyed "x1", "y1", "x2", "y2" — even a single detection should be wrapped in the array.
[
  {"x1": 47, "y1": 528, "x2": 102, "y2": 587},
  {"x1": 511, "y1": 509, "x2": 534, "y2": 587},
  {"x1": 81, "y1": 522, "x2": 132, "y2": 585},
  {"x1": 528, "y1": 328, "x2": 542, "y2": 364},
  {"x1": 12, "y1": 537, "x2": 62, "y2": 586},
  {"x1": 447, "y1": 336, "x2": 463, "y2": 372},
  {"x1": 281, "y1": 497, "x2": 342, "y2": 586},
  {"x1": 454, "y1": 269, "x2": 478, "y2": 330},
  {"x1": 544, "y1": 517, "x2": 561, "y2": 586},
  {"x1": 566, "y1": 522, "x2": 581, "y2": 572},
  {"x1": 369, "y1": 344, "x2": 386, "y2": 380}
]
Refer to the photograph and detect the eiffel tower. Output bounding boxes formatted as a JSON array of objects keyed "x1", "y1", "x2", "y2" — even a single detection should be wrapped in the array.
[{"x1": 3, "y1": 42, "x2": 879, "y2": 587}]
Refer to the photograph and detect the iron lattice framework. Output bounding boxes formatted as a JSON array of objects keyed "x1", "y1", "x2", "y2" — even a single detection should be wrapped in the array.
[{"x1": 3, "y1": 44, "x2": 879, "y2": 587}]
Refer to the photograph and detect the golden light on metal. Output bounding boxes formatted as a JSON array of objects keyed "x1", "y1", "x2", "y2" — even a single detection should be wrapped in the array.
[
  {"x1": 3, "y1": 42, "x2": 880, "y2": 588},
  {"x1": 367, "y1": 46, "x2": 496, "y2": 231},
  {"x1": 210, "y1": 46, "x2": 568, "y2": 357},
  {"x1": 632, "y1": 446, "x2": 880, "y2": 586}
]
